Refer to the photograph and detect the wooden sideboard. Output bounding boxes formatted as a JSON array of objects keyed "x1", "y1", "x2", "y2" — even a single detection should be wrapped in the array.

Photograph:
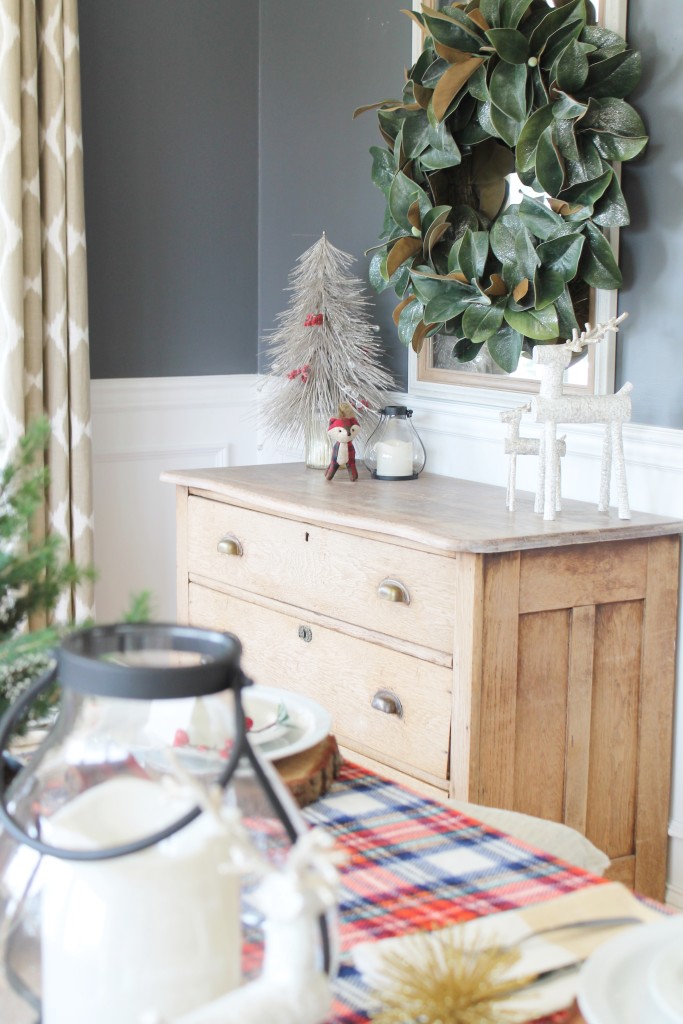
[{"x1": 162, "y1": 464, "x2": 682, "y2": 899}]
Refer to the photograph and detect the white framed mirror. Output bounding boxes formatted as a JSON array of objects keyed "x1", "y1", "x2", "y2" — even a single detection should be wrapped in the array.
[{"x1": 407, "y1": 0, "x2": 629, "y2": 398}]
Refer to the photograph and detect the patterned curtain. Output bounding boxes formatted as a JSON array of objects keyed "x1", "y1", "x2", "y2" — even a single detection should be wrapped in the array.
[{"x1": 0, "y1": 0, "x2": 94, "y2": 620}]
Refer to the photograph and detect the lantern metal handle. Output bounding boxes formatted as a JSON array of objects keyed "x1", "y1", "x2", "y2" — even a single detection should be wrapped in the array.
[
  {"x1": 217, "y1": 535, "x2": 243, "y2": 557},
  {"x1": 377, "y1": 578, "x2": 410, "y2": 604},
  {"x1": 371, "y1": 689, "x2": 403, "y2": 718}
]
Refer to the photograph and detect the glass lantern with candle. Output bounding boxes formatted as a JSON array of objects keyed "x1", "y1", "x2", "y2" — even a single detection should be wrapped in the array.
[
  {"x1": 364, "y1": 406, "x2": 426, "y2": 480},
  {"x1": 0, "y1": 623, "x2": 338, "y2": 1024}
]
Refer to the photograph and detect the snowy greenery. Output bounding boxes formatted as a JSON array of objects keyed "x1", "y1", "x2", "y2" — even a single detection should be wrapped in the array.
[{"x1": 261, "y1": 234, "x2": 395, "y2": 452}]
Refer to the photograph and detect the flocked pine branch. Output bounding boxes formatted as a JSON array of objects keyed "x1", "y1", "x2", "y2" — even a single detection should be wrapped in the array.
[{"x1": 260, "y1": 233, "x2": 395, "y2": 450}]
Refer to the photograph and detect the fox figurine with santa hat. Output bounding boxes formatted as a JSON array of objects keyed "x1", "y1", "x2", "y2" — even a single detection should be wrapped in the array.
[{"x1": 325, "y1": 402, "x2": 360, "y2": 482}]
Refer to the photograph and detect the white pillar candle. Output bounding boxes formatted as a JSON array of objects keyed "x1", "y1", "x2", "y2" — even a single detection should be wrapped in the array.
[
  {"x1": 41, "y1": 776, "x2": 241, "y2": 1023},
  {"x1": 375, "y1": 439, "x2": 414, "y2": 477}
]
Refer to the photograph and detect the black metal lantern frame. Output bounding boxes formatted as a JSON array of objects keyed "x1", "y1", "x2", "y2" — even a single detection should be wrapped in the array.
[{"x1": 0, "y1": 623, "x2": 332, "y2": 1019}]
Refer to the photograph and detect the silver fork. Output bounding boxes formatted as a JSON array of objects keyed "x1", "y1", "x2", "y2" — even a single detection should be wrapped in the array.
[{"x1": 491, "y1": 914, "x2": 642, "y2": 954}]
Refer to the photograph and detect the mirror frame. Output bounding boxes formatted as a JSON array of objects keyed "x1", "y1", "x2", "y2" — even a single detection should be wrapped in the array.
[{"x1": 407, "y1": 0, "x2": 628, "y2": 399}]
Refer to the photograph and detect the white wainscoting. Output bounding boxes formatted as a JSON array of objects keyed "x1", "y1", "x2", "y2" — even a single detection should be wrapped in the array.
[{"x1": 91, "y1": 374, "x2": 683, "y2": 904}]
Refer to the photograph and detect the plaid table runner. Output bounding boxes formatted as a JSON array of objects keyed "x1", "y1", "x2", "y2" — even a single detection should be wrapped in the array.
[{"x1": 304, "y1": 762, "x2": 604, "y2": 1024}]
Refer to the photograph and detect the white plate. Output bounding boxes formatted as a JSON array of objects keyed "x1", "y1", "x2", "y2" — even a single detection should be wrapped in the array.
[
  {"x1": 578, "y1": 915, "x2": 683, "y2": 1024},
  {"x1": 242, "y1": 686, "x2": 332, "y2": 762}
]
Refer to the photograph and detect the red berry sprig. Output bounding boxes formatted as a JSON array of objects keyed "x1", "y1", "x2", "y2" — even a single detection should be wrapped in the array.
[
  {"x1": 304, "y1": 313, "x2": 324, "y2": 326},
  {"x1": 287, "y1": 363, "x2": 311, "y2": 383}
]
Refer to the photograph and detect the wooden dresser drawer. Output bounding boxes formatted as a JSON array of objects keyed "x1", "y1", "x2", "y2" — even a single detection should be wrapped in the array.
[
  {"x1": 187, "y1": 495, "x2": 456, "y2": 653},
  {"x1": 188, "y1": 582, "x2": 452, "y2": 782}
]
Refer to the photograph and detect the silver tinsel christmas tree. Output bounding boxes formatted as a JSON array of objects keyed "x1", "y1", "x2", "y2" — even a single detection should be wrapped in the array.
[{"x1": 261, "y1": 234, "x2": 394, "y2": 461}]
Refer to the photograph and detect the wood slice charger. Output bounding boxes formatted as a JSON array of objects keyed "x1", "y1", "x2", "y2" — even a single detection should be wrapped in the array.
[{"x1": 273, "y1": 735, "x2": 342, "y2": 808}]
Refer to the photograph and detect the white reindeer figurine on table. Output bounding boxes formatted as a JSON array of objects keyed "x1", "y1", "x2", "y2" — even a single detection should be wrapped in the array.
[
  {"x1": 500, "y1": 402, "x2": 566, "y2": 513},
  {"x1": 530, "y1": 313, "x2": 631, "y2": 521}
]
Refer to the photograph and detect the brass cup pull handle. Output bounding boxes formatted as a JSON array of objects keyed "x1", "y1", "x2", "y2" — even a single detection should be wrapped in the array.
[
  {"x1": 371, "y1": 689, "x2": 403, "y2": 718},
  {"x1": 377, "y1": 578, "x2": 410, "y2": 604},
  {"x1": 217, "y1": 535, "x2": 243, "y2": 557}
]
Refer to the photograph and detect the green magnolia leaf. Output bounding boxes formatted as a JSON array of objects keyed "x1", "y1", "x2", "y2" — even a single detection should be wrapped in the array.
[
  {"x1": 580, "y1": 220, "x2": 622, "y2": 288},
  {"x1": 552, "y1": 90, "x2": 588, "y2": 122},
  {"x1": 425, "y1": 288, "x2": 481, "y2": 323},
  {"x1": 518, "y1": 194, "x2": 564, "y2": 240},
  {"x1": 565, "y1": 137, "x2": 604, "y2": 184},
  {"x1": 453, "y1": 337, "x2": 485, "y2": 361},
  {"x1": 476, "y1": 99, "x2": 499, "y2": 139},
  {"x1": 402, "y1": 110, "x2": 431, "y2": 158},
  {"x1": 410, "y1": 46, "x2": 437, "y2": 84},
  {"x1": 450, "y1": 204, "x2": 480, "y2": 237},
  {"x1": 500, "y1": 0, "x2": 536, "y2": 29},
  {"x1": 585, "y1": 50, "x2": 641, "y2": 98},
  {"x1": 485, "y1": 28, "x2": 529, "y2": 64},
  {"x1": 581, "y1": 25, "x2": 626, "y2": 56},
  {"x1": 530, "y1": 64, "x2": 549, "y2": 108},
  {"x1": 559, "y1": 166, "x2": 611, "y2": 207},
  {"x1": 480, "y1": 0, "x2": 502, "y2": 28},
  {"x1": 459, "y1": 229, "x2": 489, "y2": 281},
  {"x1": 468, "y1": 64, "x2": 489, "y2": 102},
  {"x1": 448, "y1": 236, "x2": 465, "y2": 274},
  {"x1": 421, "y1": 57, "x2": 451, "y2": 89},
  {"x1": 490, "y1": 207, "x2": 522, "y2": 267},
  {"x1": 459, "y1": 119, "x2": 493, "y2": 146},
  {"x1": 423, "y1": 12, "x2": 483, "y2": 53},
  {"x1": 369, "y1": 250, "x2": 412, "y2": 295},
  {"x1": 489, "y1": 102, "x2": 524, "y2": 147},
  {"x1": 535, "y1": 125, "x2": 565, "y2": 195},
  {"x1": 554, "y1": 284, "x2": 580, "y2": 337},
  {"x1": 515, "y1": 223, "x2": 540, "y2": 281},
  {"x1": 553, "y1": 38, "x2": 589, "y2": 93},
  {"x1": 536, "y1": 232, "x2": 584, "y2": 280},
  {"x1": 410, "y1": 267, "x2": 477, "y2": 304},
  {"x1": 587, "y1": 129, "x2": 648, "y2": 163},
  {"x1": 462, "y1": 299, "x2": 506, "y2": 342},
  {"x1": 488, "y1": 324, "x2": 524, "y2": 371},
  {"x1": 541, "y1": 20, "x2": 584, "y2": 72},
  {"x1": 516, "y1": 104, "x2": 555, "y2": 173},
  {"x1": 393, "y1": 263, "x2": 413, "y2": 297},
  {"x1": 422, "y1": 204, "x2": 453, "y2": 235},
  {"x1": 420, "y1": 119, "x2": 462, "y2": 169},
  {"x1": 489, "y1": 60, "x2": 527, "y2": 123},
  {"x1": 580, "y1": 97, "x2": 648, "y2": 161},
  {"x1": 370, "y1": 147, "x2": 395, "y2": 196},
  {"x1": 398, "y1": 298, "x2": 427, "y2": 346},
  {"x1": 592, "y1": 172, "x2": 630, "y2": 227},
  {"x1": 388, "y1": 171, "x2": 431, "y2": 230},
  {"x1": 377, "y1": 107, "x2": 409, "y2": 145},
  {"x1": 369, "y1": 251, "x2": 389, "y2": 291},
  {"x1": 553, "y1": 116, "x2": 581, "y2": 163},
  {"x1": 534, "y1": 267, "x2": 565, "y2": 308},
  {"x1": 529, "y1": 0, "x2": 585, "y2": 57},
  {"x1": 504, "y1": 303, "x2": 560, "y2": 340}
]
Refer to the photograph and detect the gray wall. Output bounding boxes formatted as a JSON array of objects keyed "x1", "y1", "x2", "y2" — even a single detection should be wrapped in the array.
[
  {"x1": 79, "y1": 1, "x2": 682, "y2": 428},
  {"x1": 79, "y1": 0, "x2": 259, "y2": 378},
  {"x1": 258, "y1": 0, "x2": 411, "y2": 385},
  {"x1": 617, "y1": 0, "x2": 683, "y2": 428}
]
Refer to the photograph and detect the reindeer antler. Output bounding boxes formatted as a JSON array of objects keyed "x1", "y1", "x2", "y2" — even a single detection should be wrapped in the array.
[{"x1": 565, "y1": 312, "x2": 629, "y2": 352}]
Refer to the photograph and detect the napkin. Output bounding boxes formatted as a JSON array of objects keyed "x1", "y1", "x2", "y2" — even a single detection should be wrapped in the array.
[{"x1": 352, "y1": 881, "x2": 666, "y2": 1020}]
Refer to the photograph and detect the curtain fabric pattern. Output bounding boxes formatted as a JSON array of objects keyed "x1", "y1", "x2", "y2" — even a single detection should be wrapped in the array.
[{"x1": 0, "y1": 0, "x2": 94, "y2": 620}]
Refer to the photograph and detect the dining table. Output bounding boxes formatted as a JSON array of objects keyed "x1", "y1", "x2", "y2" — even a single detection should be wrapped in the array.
[{"x1": 303, "y1": 760, "x2": 668, "y2": 1024}]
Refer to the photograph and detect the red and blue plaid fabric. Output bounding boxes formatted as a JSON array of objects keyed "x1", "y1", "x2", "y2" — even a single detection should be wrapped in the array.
[{"x1": 304, "y1": 762, "x2": 603, "y2": 1024}]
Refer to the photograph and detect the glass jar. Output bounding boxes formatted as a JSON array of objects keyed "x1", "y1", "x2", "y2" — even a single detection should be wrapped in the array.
[
  {"x1": 364, "y1": 406, "x2": 426, "y2": 480},
  {"x1": 0, "y1": 624, "x2": 336, "y2": 1023}
]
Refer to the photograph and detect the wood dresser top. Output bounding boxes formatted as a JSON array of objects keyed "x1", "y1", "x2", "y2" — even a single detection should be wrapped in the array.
[{"x1": 161, "y1": 464, "x2": 683, "y2": 555}]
